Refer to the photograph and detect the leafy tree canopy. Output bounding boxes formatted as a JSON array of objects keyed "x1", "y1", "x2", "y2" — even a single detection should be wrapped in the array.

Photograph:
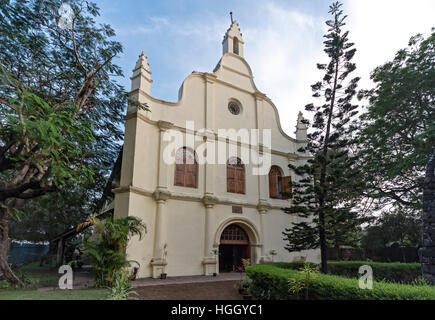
[
  {"x1": 361, "y1": 210, "x2": 422, "y2": 250},
  {"x1": 358, "y1": 30, "x2": 435, "y2": 214},
  {"x1": 0, "y1": 0, "x2": 125, "y2": 203},
  {"x1": 0, "y1": 0, "x2": 126, "y2": 285}
]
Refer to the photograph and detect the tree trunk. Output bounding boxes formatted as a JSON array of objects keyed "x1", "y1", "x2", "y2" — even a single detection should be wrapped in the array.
[
  {"x1": 319, "y1": 212, "x2": 328, "y2": 273},
  {"x1": 0, "y1": 206, "x2": 24, "y2": 286},
  {"x1": 56, "y1": 238, "x2": 65, "y2": 267},
  {"x1": 419, "y1": 150, "x2": 435, "y2": 284}
]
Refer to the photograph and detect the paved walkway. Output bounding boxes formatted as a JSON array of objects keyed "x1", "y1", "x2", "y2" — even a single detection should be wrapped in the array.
[
  {"x1": 38, "y1": 271, "x2": 246, "y2": 300},
  {"x1": 132, "y1": 272, "x2": 245, "y2": 287},
  {"x1": 133, "y1": 280, "x2": 244, "y2": 300},
  {"x1": 132, "y1": 273, "x2": 246, "y2": 300}
]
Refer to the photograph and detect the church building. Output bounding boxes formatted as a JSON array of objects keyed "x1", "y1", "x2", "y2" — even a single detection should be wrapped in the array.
[{"x1": 113, "y1": 20, "x2": 320, "y2": 279}]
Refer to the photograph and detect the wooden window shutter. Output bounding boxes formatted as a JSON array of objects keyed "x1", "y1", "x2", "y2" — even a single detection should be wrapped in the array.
[
  {"x1": 192, "y1": 164, "x2": 198, "y2": 188},
  {"x1": 185, "y1": 163, "x2": 197, "y2": 188},
  {"x1": 269, "y1": 172, "x2": 278, "y2": 198},
  {"x1": 175, "y1": 163, "x2": 185, "y2": 186},
  {"x1": 281, "y1": 176, "x2": 292, "y2": 200},
  {"x1": 269, "y1": 166, "x2": 283, "y2": 198},
  {"x1": 227, "y1": 165, "x2": 232, "y2": 192},
  {"x1": 227, "y1": 166, "x2": 235, "y2": 179},
  {"x1": 227, "y1": 158, "x2": 244, "y2": 194},
  {"x1": 174, "y1": 148, "x2": 198, "y2": 188},
  {"x1": 235, "y1": 168, "x2": 240, "y2": 193},
  {"x1": 236, "y1": 167, "x2": 245, "y2": 194}
]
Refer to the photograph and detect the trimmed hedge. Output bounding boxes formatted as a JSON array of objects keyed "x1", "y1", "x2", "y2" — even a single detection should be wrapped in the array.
[
  {"x1": 272, "y1": 261, "x2": 422, "y2": 284},
  {"x1": 328, "y1": 261, "x2": 422, "y2": 284},
  {"x1": 245, "y1": 263, "x2": 435, "y2": 300}
]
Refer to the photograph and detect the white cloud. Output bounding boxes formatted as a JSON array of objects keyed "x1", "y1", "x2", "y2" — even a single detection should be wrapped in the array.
[
  {"x1": 243, "y1": 3, "x2": 325, "y2": 136},
  {"x1": 244, "y1": 0, "x2": 435, "y2": 136},
  {"x1": 346, "y1": 0, "x2": 435, "y2": 91},
  {"x1": 117, "y1": 16, "x2": 170, "y2": 35},
  {"x1": 116, "y1": 1, "x2": 434, "y2": 138}
]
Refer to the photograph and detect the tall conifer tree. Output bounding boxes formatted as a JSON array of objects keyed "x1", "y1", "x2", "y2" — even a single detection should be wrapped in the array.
[{"x1": 282, "y1": 2, "x2": 361, "y2": 273}]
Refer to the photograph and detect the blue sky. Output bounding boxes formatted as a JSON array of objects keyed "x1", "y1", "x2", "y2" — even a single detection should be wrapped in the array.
[{"x1": 92, "y1": 0, "x2": 434, "y2": 136}]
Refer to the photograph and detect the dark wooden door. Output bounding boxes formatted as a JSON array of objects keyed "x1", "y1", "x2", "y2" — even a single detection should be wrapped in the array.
[{"x1": 219, "y1": 244, "x2": 250, "y2": 272}]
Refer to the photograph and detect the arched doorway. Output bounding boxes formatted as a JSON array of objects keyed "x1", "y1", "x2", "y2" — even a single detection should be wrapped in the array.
[{"x1": 219, "y1": 224, "x2": 250, "y2": 272}]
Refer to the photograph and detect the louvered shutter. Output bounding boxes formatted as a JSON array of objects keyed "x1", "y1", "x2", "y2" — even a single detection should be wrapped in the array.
[
  {"x1": 236, "y1": 167, "x2": 245, "y2": 194},
  {"x1": 192, "y1": 163, "x2": 198, "y2": 188},
  {"x1": 227, "y1": 159, "x2": 244, "y2": 194},
  {"x1": 269, "y1": 171, "x2": 278, "y2": 198},
  {"x1": 174, "y1": 148, "x2": 198, "y2": 188},
  {"x1": 282, "y1": 176, "x2": 292, "y2": 200},
  {"x1": 175, "y1": 163, "x2": 185, "y2": 186},
  {"x1": 227, "y1": 165, "x2": 235, "y2": 193},
  {"x1": 185, "y1": 163, "x2": 197, "y2": 188}
]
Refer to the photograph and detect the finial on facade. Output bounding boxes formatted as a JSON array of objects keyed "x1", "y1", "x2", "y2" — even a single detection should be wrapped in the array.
[
  {"x1": 131, "y1": 50, "x2": 152, "y2": 94},
  {"x1": 222, "y1": 15, "x2": 244, "y2": 57},
  {"x1": 295, "y1": 111, "x2": 308, "y2": 141},
  {"x1": 297, "y1": 111, "x2": 303, "y2": 122},
  {"x1": 134, "y1": 51, "x2": 150, "y2": 73}
]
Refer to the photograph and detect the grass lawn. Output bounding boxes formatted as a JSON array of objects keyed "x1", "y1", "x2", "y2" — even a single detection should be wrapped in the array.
[
  {"x1": 13, "y1": 262, "x2": 60, "y2": 287},
  {"x1": 0, "y1": 261, "x2": 107, "y2": 300},
  {"x1": 0, "y1": 288, "x2": 108, "y2": 300}
]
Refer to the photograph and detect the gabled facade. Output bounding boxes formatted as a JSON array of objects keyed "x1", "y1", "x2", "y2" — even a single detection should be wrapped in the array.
[{"x1": 113, "y1": 21, "x2": 319, "y2": 279}]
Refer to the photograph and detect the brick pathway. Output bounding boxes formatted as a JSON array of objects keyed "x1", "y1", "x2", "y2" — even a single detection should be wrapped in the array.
[
  {"x1": 133, "y1": 281, "x2": 242, "y2": 300},
  {"x1": 132, "y1": 273, "x2": 246, "y2": 300},
  {"x1": 132, "y1": 272, "x2": 245, "y2": 287},
  {"x1": 39, "y1": 270, "x2": 246, "y2": 300}
]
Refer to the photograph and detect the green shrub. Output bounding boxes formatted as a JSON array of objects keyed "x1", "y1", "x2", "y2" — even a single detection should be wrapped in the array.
[
  {"x1": 246, "y1": 263, "x2": 435, "y2": 300},
  {"x1": 106, "y1": 269, "x2": 136, "y2": 300},
  {"x1": 287, "y1": 263, "x2": 319, "y2": 300},
  {"x1": 0, "y1": 280, "x2": 11, "y2": 289},
  {"x1": 411, "y1": 276, "x2": 430, "y2": 286},
  {"x1": 328, "y1": 261, "x2": 421, "y2": 284},
  {"x1": 270, "y1": 261, "x2": 421, "y2": 284},
  {"x1": 81, "y1": 216, "x2": 146, "y2": 287},
  {"x1": 272, "y1": 262, "x2": 318, "y2": 270},
  {"x1": 235, "y1": 278, "x2": 254, "y2": 296}
]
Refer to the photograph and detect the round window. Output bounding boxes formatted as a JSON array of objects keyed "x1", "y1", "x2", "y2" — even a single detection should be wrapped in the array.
[{"x1": 228, "y1": 101, "x2": 241, "y2": 115}]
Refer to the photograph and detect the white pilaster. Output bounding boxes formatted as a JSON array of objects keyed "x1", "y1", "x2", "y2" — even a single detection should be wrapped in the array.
[
  {"x1": 254, "y1": 93, "x2": 269, "y2": 202},
  {"x1": 257, "y1": 200, "x2": 271, "y2": 263},
  {"x1": 204, "y1": 74, "x2": 216, "y2": 130},
  {"x1": 157, "y1": 121, "x2": 173, "y2": 189},
  {"x1": 202, "y1": 195, "x2": 218, "y2": 275},
  {"x1": 151, "y1": 188, "x2": 171, "y2": 278}
]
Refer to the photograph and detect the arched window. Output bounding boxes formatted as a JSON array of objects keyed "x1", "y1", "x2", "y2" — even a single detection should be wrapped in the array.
[
  {"x1": 269, "y1": 166, "x2": 283, "y2": 199},
  {"x1": 269, "y1": 166, "x2": 292, "y2": 200},
  {"x1": 220, "y1": 225, "x2": 249, "y2": 245},
  {"x1": 174, "y1": 147, "x2": 198, "y2": 188},
  {"x1": 227, "y1": 157, "x2": 245, "y2": 194},
  {"x1": 233, "y1": 37, "x2": 239, "y2": 55}
]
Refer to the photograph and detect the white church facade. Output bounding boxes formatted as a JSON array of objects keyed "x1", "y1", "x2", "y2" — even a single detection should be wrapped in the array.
[{"x1": 113, "y1": 21, "x2": 320, "y2": 279}]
